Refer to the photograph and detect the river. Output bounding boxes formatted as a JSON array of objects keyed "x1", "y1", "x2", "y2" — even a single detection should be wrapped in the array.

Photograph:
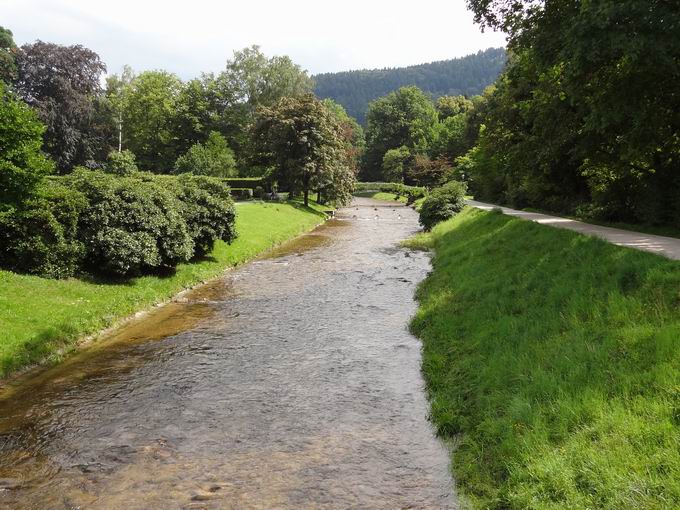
[{"x1": 0, "y1": 198, "x2": 455, "y2": 509}]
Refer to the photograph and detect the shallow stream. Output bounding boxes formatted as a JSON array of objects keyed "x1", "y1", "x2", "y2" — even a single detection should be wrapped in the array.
[{"x1": 0, "y1": 198, "x2": 455, "y2": 509}]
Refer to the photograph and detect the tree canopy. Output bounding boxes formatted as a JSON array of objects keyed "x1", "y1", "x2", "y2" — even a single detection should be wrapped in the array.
[
  {"x1": 252, "y1": 94, "x2": 356, "y2": 206},
  {"x1": 14, "y1": 41, "x2": 107, "y2": 172},
  {"x1": 0, "y1": 82, "x2": 53, "y2": 207},
  {"x1": 362, "y1": 86, "x2": 439, "y2": 181}
]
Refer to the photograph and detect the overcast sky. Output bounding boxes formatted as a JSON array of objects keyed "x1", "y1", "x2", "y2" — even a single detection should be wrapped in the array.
[{"x1": 2, "y1": 0, "x2": 506, "y2": 78}]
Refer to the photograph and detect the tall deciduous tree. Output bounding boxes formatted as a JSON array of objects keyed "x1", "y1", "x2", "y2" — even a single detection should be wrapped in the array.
[
  {"x1": 13, "y1": 41, "x2": 107, "y2": 172},
  {"x1": 105, "y1": 65, "x2": 135, "y2": 153},
  {"x1": 465, "y1": 0, "x2": 680, "y2": 224},
  {"x1": 214, "y1": 46, "x2": 313, "y2": 169},
  {"x1": 123, "y1": 70, "x2": 182, "y2": 171},
  {"x1": 252, "y1": 94, "x2": 355, "y2": 206},
  {"x1": 0, "y1": 82, "x2": 53, "y2": 207},
  {"x1": 362, "y1": 86, "x2": 438, "y2": 181}
]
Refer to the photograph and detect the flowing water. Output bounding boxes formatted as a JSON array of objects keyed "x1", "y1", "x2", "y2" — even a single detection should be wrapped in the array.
[{"x1": 0, "y1": 198, "x2": 455, "y2": 509}]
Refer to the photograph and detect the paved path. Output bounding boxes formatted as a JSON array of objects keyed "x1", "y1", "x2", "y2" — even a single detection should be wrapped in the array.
[{"x1": 468, "y1": 200, "x2": 680, "y2": 261}]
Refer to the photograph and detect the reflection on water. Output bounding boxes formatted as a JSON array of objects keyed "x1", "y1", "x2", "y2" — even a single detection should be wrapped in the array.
[{"x1": 0, "y1": 198, "x2": 455, "y2": 509}]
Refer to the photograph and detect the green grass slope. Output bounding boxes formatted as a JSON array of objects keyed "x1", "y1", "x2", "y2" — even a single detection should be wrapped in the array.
[
  {"x1": 410, "y1": 207, "x2": 680, "y2": 509},
  {"x1": 0, "y1": 201, "x2": 325, "y2": 377}
]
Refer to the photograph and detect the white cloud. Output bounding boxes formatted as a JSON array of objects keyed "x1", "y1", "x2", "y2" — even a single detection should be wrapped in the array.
[{"x1": 2, "y1": 0, "x2": 506, "y2": 78}]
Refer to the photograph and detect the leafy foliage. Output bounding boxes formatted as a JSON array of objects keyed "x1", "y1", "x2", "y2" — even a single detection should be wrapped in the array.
[
  {"x1": 122, "y1": 70, "x2": 183, "y2": 172},
  {"x1": 65, "y1": 169, "x2": 194, "y2": 276},
  {"x1": 0, "y1": 26, "x2": 17, "y2": 83},
  {"x1": 314, "y1": 48, "x2": 506, "y2": 124},
  {"x1": 252, "y1": 94, "x2": 356, "y2": 206},
  {"x1": 154, "y1": 173, "x2": 237, "y2": 256},
  {"x1": 382, "y1": 146, "x2": 410, "y2": 183},
  {"x1": 14, "y1": 41, "x2": 107, "y2": 172},
  {"x1": 0, "y1": 82, "x2": 53, "y2": 207},
  {"x1": 174, "y1": 131, "x2": 237, "y2": 177},
  {"x1": 105, "y1": 149, "x2": 138, "y2": 176},
  {"x1": 418, "y1": 180, "x2": 467, "y2": 230},
  {"x1": 465, "y1": 0, "x2": 680, "y2": 226},
  {"x1": 362, "y1": 86, "x2": 438, "y2": 181},
  {"x1": 0, "y1": 182, "x2": 86, "y2": 278}
]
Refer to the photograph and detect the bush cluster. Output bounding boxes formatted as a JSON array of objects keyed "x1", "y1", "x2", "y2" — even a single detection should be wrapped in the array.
[
  {"x1": 0, "y1": 169, "x2": 237, "y2": 278},
  {"x1": 104, "y1": 150, "x2": 138, "y2": 176},
  {"x1": 418, "y1": 180, "x2": 467, "y2": 231},
  {"x1": 0, "y1": 181, "x2": 86, "y2": 278}
]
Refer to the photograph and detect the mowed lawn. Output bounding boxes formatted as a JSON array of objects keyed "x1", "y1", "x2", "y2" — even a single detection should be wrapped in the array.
[
  {"x1": 408, "y1": 207, "x2": 680, "y2": 509},
  {"x1": 0, "y1": 201, "x2": 326, "y2": 377}
]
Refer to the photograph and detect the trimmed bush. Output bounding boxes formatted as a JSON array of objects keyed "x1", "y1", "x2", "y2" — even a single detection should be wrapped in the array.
[
  {"x1": 153, "y1": 174, "x2": 237, "y2": 256},
  {"x1": 0, "y1": 183, "x2": 86, "y2": 278},
  {"x1": 105, "y1": 149, "x2": 138, "y2": 176},
  {"x1": 418, "y1": 180, "x2": 467, "y2": 231},
  {"x1": 1, "y1": 169, "x2": 239, "y2": 279},
  {"x1": 66, "y1": 169, "x2": 194, "y2": 276}
]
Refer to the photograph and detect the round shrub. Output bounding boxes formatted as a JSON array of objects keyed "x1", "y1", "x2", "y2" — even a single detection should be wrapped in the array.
[
  {"x1": 418, "y1": 180, "x2": 467, "y2": 231},
  {"x1": 67, "y1": 169, "x2": 194, "y2": 276},
  {"x1": 105, "y1": 149, "x2": 138, "y2": 176},
  {"x1": 0, "y1": 183, "x2": 87, "y2": 278},
  {"x1": 153, "y1": 174, "x2": 237, "y2": 257}
]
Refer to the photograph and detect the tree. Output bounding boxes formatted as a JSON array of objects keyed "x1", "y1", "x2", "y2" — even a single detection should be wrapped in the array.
[
  {"x1": 252, "y1": 94, "x2": 354, "y2": 206},
  {"x1": 0, "y1": 82, "x2": 53, "y2": 207},
  {"x1": 213, "y1": 46, "x2": 314, "y2": 168},
  {"x1": 105, "y1": 65, "x2": 135, "y2": 153},
  {"x1": 174, "y1": 131, "x2": 237, "y2": 178},
  {"x1": 407, "y1": 154, "x2": 454, "y2": 188},
  {"x1": 0, "y1": 26, "x2": 17, "y2": 83},
  {"x1": 172, "y1": 75, "x2": 218, "y2": 156},
  {"x1": 436, "y1": 95, "x2": 473, "y2": 120},
  {"x1": 14, "y1": 41, "x2": 107, "y2": 172},
  {"x1": 465, "y1": 0, "x2": 680, "y2": 223},
  {"x1": 105, "y1": 149, "x2": 138, "y2": 176},
  {"x1": 123, "y1": 70, "x2": 182, "y2": 171},
  {"x1": 432, "y1": 113, "x2": 469, "y2": 161},
  {"x1": 382, "y1": 146, "x2": 410, "y2": 183},
  {"x1": 362, "y1": 86, "x2": 438, "y2": 181}
]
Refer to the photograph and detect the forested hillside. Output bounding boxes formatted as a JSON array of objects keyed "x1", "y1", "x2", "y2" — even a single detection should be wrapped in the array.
[{"x1": 313, "y1": 48, "x2": 505, "y2": 124}]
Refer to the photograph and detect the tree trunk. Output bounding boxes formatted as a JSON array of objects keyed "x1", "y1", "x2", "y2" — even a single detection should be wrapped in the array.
[
  {"x1": 303, "y1": 174, "x2": 310, "y2": 207},
  {"x1": 316, "y1": 190, "x2": 321, "y2": 203}
]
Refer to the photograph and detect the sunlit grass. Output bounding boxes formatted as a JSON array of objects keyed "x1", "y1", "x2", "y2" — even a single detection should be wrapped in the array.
[
  {"x1": 410, "y1": 206, "x2": 680, "y2": 509},
  {"x1": 0, "y1": 201, "x2": 326, "y2": 377}
]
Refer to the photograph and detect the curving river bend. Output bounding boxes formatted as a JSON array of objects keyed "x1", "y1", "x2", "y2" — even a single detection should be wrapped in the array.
[{"x1": 0, "y1": 198, "x2": 455, "y2": 509}]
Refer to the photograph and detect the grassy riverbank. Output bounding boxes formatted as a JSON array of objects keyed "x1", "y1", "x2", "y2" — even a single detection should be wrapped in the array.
[
  {"x1": 0, "y1": 201, "x2": 326, "y2": 377},
  {"x1": 409, "y1": 207, "x2": 680, "y2": 509}
]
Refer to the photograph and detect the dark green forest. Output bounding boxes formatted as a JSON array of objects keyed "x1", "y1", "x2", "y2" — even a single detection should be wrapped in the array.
[{"x1": 313, "y1": 48, "x2": 505, "y2": 124}]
